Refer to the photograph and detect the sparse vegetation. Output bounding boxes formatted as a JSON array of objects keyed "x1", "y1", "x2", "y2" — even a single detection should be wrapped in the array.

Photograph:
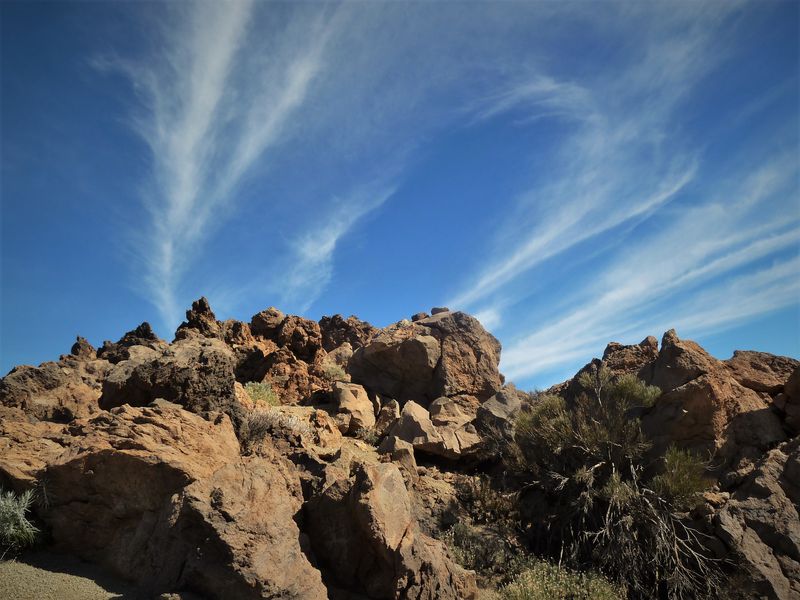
[
  {"x1": 498, "y1": 560, "x2": 623, "y2": 600},
  {"x1": 509, "y1": 366, "x2": 719, "y2": 599},
  {"x1": 0, "y1": 488, "x2": 38, "y2": 558},
  {"x1": 353, "y1": 427, "x2": 380, "y2": 446},
  {"x1": 244, "y1": 381, "x2": 279, "y2": 407},
  {"x1": 239, "y1": 408, "x2": 312, "y2": 451},
  {"x1": 321, "y1": 362, "x2": 347, "y2": 383}
]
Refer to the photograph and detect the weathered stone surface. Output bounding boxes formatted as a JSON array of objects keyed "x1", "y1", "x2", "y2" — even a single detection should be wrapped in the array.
[
  {"x1": 714, "y1": 438, "x2": 800, "y2": 600},
  {"x1": 97, "y1": 322, "x2": 166, "y2": 364},
  {"x1": 388, "y1": 400, "x2": 480, "y2": 460},
  {"x1": 725, "y1": 351, "x2": 800, "y2": 394},
  {"x1": 334, "y1": 382, "x2": 377, "y2": 433},
  {"x1": 259, "y1": 347, "x2": 326, "y2": 405},
  {"x1": 305, "y1": 462, "x2": 476, "y2": 599},
  {"x1": 389, "y1": 401, "x2": 443, "y2": 454},
  {"x1": 99, "y1": 337, "x2": 242, "y2": 426},
  {"x1": 604, "y1": 336, "x2": 659, "y2": 380},
  {"x1": 650, "y1": 329, "x2": 719, "y2": 392},
  {"x1": 276, "y1": 315, "x2": 323, "y2": 363},
  {"x1": 350, "y1": 311, "x2": 502, "y2": 407},
  {"x1": 70, "y1": 336, "x2": 96, "y2": 359},
  {"x1": 0, "y1": 404, "x2": 328, "y2": 599},
  {"x1": 1, "y1": 353, "x2": 110, "y2": 422},
  {"x1": 374, "y1": 399, "x2": 400, "y2": 437},
  {"x1": 174, "y1": 297, "x2": 222, "y2": 340},
  {"x1": 784, "y1": 368, "x2": 800, "y2": 432},
  {"x1": 319, "y1": 314, "x2": 379, "y2": 352},
  {"x1": 378, "y1": 435, "x2": 418, "y2": 484},
  {"x1": 429, "y1": 396, "x2": 471, "y2": 428},
  {"x1": 476, "y1": 385, "x2": 525, "y2": 438},
  {"x1": 250, "y1": 307, "x2": 285, "y2": 339}
]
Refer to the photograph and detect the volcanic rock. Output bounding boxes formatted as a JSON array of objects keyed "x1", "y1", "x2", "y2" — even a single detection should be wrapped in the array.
[{"x1": 319, "y1": 314, "x2": 379, "y2": 352}]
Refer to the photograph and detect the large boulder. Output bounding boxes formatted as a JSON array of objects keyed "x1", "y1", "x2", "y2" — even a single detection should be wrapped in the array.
[
  {"x1": 650, "y1": 329, "x2": 719, "y2": 393},
  {"x1": 389, "y1": 400, "x2": 481, "y2": 460},
  {"x1": 99, "y1": 337, "x2": 242, "y2": 425},
  {"x1": 333, "y1": 381, "x2": 377, "y2": 434},
  {"x1": 0, "y1": 403, "x2": 328, "y2": 599},
  {"x1": 304, "y1": 462, "x2": 476, "y2": 599},
  {"x1": 349, "y1": 310, "x2": 503, "y2": 408},
  {"x1": 0, "y1": 350, "x2": 111, "y2": 422},
  {"x1": 725, "y1": 351, "x2": 799, "y2": 395},
  {"x1": 476, "y1": 384, "x2": 527, "y2": 439}
]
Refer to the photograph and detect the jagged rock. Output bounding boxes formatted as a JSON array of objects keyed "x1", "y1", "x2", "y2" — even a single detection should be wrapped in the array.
[
  {"x1": 260, "y1": 347, "x2": 326, "y2": 405},
  {"x1": 276, "y1": 315, "x2": 322, "y2": 363},
  {"x1": 99, "y1": 337, "x2": 242, "y2": 426},
  {"x1": 430, "y1": 307, "x2": 450, "y2": 315},
  {"x1": 334, "y1": 382, "x2": 376, "y2": 434},
  {"x1": 175, "y1": 297, "x2": 222, "y2": 340},
  {"x1": 714, "y1": 438, "x2": 800, "y2": 600},
  {"x1": 319, "y1": 314, "x2": 379, "y2": 352},
  {"x1": 375, "y1": 399, "x2": 400, "y2": 437},
  {"x1": 725, "y1": 351, "x2": 800, "y2": 395},
  {"x1": 350, "y1": 311, "x2": 502, "y2": 407},
  {"x1": 305, "y1": 462, "x2": 476, "y2": 599},
  {"x1": 411, "y1": 312, "x2": 429, "y2": 322},
  {"x1": 250, "y1": 307, "x2": 286, "y2": 339},
  {"x1": 0, "y1": 403, "x2": 328, "y2": 599},
  {"x1": 650, "y1": 329, "x2": 719, "y2": 392},
  {"x1": 429, "y1": 396, "x2": 471, "y2": 428},
  {"x1": 97, "y1": 322, "x2": 166, "y2": 364},
  {"x1": 604, "y1": 336, "x2": 659, "y2": 379},
  {"x1": 389, "y1": 400, "x2": 444, "y2": 454},
  {"x1": 0, "y1": 352, "x2": 110, "y2": 422},
  {"x1": 70, "y1": 336, "x2": 96, "y2": 359},
  {"x1": 325, "y1": 342, "x2": 354, "y2": 369},
  {"x1": 783, "y1": 367, "x2": 800, "y2": 432}
]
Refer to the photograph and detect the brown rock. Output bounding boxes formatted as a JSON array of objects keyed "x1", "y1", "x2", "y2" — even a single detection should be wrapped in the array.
[
  {"x1": 375, "y1": 399, "x2": 400, "y2": 437},
  {"x1": 250, "y1": 307, "x2": 286, "y2": 339},
  {"x1": 276, "y1": 315, "x2": 323, "y2": 362},
  {"x1": 174, "y1": 297, "x2": 222, "y2": 340},
  {"x1": 378, "y1": 435, "x2": 418, "y2": 485},
  {"x1": 389, "y1": 400, "x2": 443, "y2": 454},
  {"x1": 725, "y1": 351, "x2": 800, "y2": 394},
  {"x1": 650, "y1": 329, "x2": 719, "y2": 392},
  {"x1": 319, "y1": 314, "x2": 379, "y2": 352},
  {"x1": 260, "y1": 347, "x2": 326, "y2": 405},
  {"x1": 0, "y1": 404, "x2": 328, "y2": 599},
  {"x1": 97, "y1": 322, "x2": 166, "y2": 363},
  {"x1": 70, "y1": 336, "x2": 96, "y2": 359},
  {"x1": 334, "y1": 382, "x2": 377, "y2": 433}
]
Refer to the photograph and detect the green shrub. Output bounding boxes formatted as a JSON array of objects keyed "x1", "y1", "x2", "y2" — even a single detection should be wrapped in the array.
[
  {"x1": 510, "y1": 367, "x2": 721, "y2": 598},
  {"x1": 443, "y1": 521, "x2": 527, "y2": 581},
  {"x1": 0, "y1": 488, "x2": 38, "y2": 557},
  {"x1": 244, "y1": 381, "x2": 279, "y2": 407},
  {"x1": 651, "y1": 446, "x2": 710, "y2": 511},
  {"x1": 498, "y1": 561, "x2": 623, "y2": 600},
  {"x1": 321, "y1": 362, "x2": 347, "y2": 383},
  {"x1": 238, "y1": 408, "x2": 312, "y2": 452},
  {"x1": 353, "y1": 427, "x2": 380, "y2": 446}
]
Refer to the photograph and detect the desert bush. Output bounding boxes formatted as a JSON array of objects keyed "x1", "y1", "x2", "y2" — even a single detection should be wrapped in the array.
[
  {"x1": 454, "y1": 474, "x2": 517, "y2": 528},
  {"x1": 498, "y1": 560, "x2": 623, "y2": 600},
  {"x1": 510, "y1": 366, "x2": 719, "y2": 599},
  {"x1": 443, "y1": 521, "x2": 526, "y2": 581},
  {"x1": 321, "y1": 362, "x2": 347, "y2": 383},
  {"x1": 244, "y1": 381, "x2": 279, "y2": 407},
  {"x1": 239, "y1": 408, "x2": 312, "y2": 451},
  {"x1": 353, "y1": 427, "x2": 380, "y2": 446},
  {"x1": 0, "y1": 488, "x2": 38, "y2": 557},
  {"x1": 651, "y1": 446, "x2": 710, "y2": 511}
]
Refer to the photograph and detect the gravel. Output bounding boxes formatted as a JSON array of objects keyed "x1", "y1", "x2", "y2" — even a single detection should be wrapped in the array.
[{"x1": 0, "y1": 552, "x2": 145, "y2": 600}]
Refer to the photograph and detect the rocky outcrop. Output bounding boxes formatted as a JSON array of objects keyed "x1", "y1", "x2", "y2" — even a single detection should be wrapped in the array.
[
  {"x1": 0, "y1": 403, "x2": 328, "y2": 599},
  {"x1": 319, "y1": 314, "x2": 379, "y2": 352},
  {"x1": 349, "y1": 309, "x2": 503, "y2": 409},
  {"x1": 475, "y1": 384, "x2": 527, "y2": 440},
  {"x1": 305, "y1": 462, "x2": 476, "y2": 599},
  {"x1": 388, "y1": 399, "x2": 481, "y2": 460},
  {"x1": 333, "y1": 381, "x2": 377, "y2": 434},
  {"x1": 714, "y1": 438, "x2": 800, "y2": 600},
  {"x1": 97, "y1": 322, "x2": 166, "y2": 363},
  {"x1": 725, "y1": 351, "x2": 799, "y2": 395},
  {"x1": 0, "y1": 345, "x2": 110, "y2": 422},
  {"x1": 175, "y1": 297, "x2": 223, "y2": 340}
]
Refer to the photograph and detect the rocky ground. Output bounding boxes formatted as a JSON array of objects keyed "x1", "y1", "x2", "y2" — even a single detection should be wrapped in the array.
[{"x1": 0, "y1": 298, "x2": 798, "y2": 599}]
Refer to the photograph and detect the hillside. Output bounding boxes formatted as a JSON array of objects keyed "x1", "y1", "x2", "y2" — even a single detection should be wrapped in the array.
[{"x1": 1, "y1": 298, "x2": 798, "y2": 599}]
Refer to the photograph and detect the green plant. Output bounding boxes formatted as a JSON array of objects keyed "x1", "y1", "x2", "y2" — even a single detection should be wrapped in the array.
[
  {"x1": 498, "y1": 560, "x2": 623, "y2": 600},
  {"x1": 353, "y1": 427, "x2": 380, "y2": 446},
  {"x1": 651, "y1": 446, "x2": 710, "y2": 511},
  {"x1": 443, "y1": 521, "x2": 527, "y2": 583},
  {"x1": 244, "y1": 381, "x2": 279, "y2": 407},
  {"x1": 238, "y1": 408, "x2": 312, "y2": 452},
  {"x1": 0, "y1": 488, "x2": 38, "y2": 558},
  {"x1": 321, "y1": 362, "x2": 347, "y2": 383},
  {"x1": 454, "y1": 474, "x2": 517, "y2": 528},
  {"x1": 510, "y1": 367, "x2": 720, "y2": 599}
]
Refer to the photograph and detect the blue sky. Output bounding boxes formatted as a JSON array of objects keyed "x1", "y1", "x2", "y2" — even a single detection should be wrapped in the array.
[{"x1": 2, "y1": 0, "x2": 798, "y2": 390}]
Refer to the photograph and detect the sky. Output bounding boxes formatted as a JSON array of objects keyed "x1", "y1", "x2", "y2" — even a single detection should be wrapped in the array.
[{"x1": 1, "y1": 0, "x2": 798, "y2": 390}]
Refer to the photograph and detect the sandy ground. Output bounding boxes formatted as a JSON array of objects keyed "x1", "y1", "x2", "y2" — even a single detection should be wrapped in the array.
[{"x1": 0, "y1": 551, "x2": 146, "y2": 600}]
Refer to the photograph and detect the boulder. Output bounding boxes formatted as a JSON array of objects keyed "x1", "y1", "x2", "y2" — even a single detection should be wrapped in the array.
[
  {"x1": 70, "y1": 336, "x2": 96, "y2": 359},
  {"x1": 725, "y1": 351, "x2": 799, "y2": 395},
  {"x1": 304, "y1": 462, "x2": 476, "y2": 599},
  {"x1": 650, "y1": 329, "x2": 718, "y2": 393},
  {"x1": 604, "y1": 336, "x2": 659, "y2": 379},
  {"x1": 250, "y1": 307, "x2": 286, "y2": 339},
  {"x1": 377, "y1": 435, "x2": 418, "y2": 484},
  {"x1": 99, "y1": 337, "x2": 242, "y2": 426},
  {"x1": 349, "y1": 311, "x2": 502, "y2": 407},
  {"x1": 334, "y1": 382, "x2": 377, "y2": 434},
  {"x1": 476, "y1": 385, "x2": 525, "y2": 439},
  {"x1": 388, "y1": 400, "x2": 480, "y2": 460},
  {"x1": 259, "y1": 347, "x2": 326, "y2": 405},
  {"x1": 276, "y1": 315, "x2": 323, "y2": 363},
  {"x1": 783, "y1": 368, "x2": 800, "y2": 432},
  {"x1": 374, "y1": 400, "x2": 400, "y2": 437},
  {"x1": 389, "y1": 401, "x2": 444, "y2": 454},
  {"x1": 319, "y1": 314, "x2": 379, "y2": 352},
  {"x1": 429, "y1": 397, "x2": 471, "y2": 428},
  {"x1": 0, "y1": 404, "x2": 328, "y2": 599},
  {"x1": 97, "y1": 322, "x2": 166, "y2": 363}
]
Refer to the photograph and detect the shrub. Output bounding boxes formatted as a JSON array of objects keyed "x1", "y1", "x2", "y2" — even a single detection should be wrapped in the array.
[
  {"x1": 510, "y1": 367, "x2": 720, "y2": 598},
  {"x1": 651, "y1": 446, "x2": 710, "y2": 511},
  {"x1": 321, "y1": 362, "x2": 347, "y2": 383},
  {"x1": 353, "y1": 427, "x2": 380, "y2": 446},
  {"x1": 454, "y1": 474, "x2": 517, "y2": 528},
  {"x1": 244, "y1": 381, "x2": 279, "y2": 407},
  {"x1": 0, "y1": 488, "x2": 38, "y2": 557},
  {"x1": 443, "y1": 521, "x2": 527, "y2": 583},
  {"x1": 239, "y1": 408, "x2": 312, "y2": 452},
  {"x1": 498, "y1": 561, "x2": 623, "y2": 600}
]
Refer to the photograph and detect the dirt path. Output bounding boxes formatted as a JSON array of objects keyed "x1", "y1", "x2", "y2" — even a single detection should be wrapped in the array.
[{"x1": 0, "y1": 552, "x2": 145, "y2": 600}]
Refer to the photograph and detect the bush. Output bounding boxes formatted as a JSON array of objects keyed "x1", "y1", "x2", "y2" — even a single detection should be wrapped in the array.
[
  {"x1": 498, "y1": 561, "x2": 623, "y2": 600},
  {"x1": 321, "y1": 362, "x2": 347, "y2": 383},
  {"x1": 443, "y1": 521, "x2": 527, "y2": 583},
  {"x1": 510, "y1": 367, "x2": 719, "y2": 598},
  {"x1": 244, "y1": 381, "x2": 279, "y2": 407},
  {"x1": 239, "y1": 408, "x2": 312, "y2": 452},
  {"x1": 651, "y1": 446, "x2": 710, "y2": 511},
  {"x1": 0, "y1": 488, "x2": 38, "y2": 557},
  {"x1": 353, "y1": 427, "x2": 380, "y2": 446}
]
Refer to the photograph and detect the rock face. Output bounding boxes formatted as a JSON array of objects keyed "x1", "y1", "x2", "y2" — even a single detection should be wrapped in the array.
[
  {"x1": 725, "y1": 351, "x2": 799, "y2": 394},
  {"x1": 319, "y1": 314, "x2": 379, "y2": 353},
  {"x1": 305, "y1": 462, "x2": 476, "y2": 599},
  {"x1": 98, "y1": 322, "x2": 166, "y2": 363},
  {"x1": 349, "y1": 309, "x2": 503, "y2": 408},
  {"x1": 0, "y1": 403, "x2": 328, "y2": 599}
]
